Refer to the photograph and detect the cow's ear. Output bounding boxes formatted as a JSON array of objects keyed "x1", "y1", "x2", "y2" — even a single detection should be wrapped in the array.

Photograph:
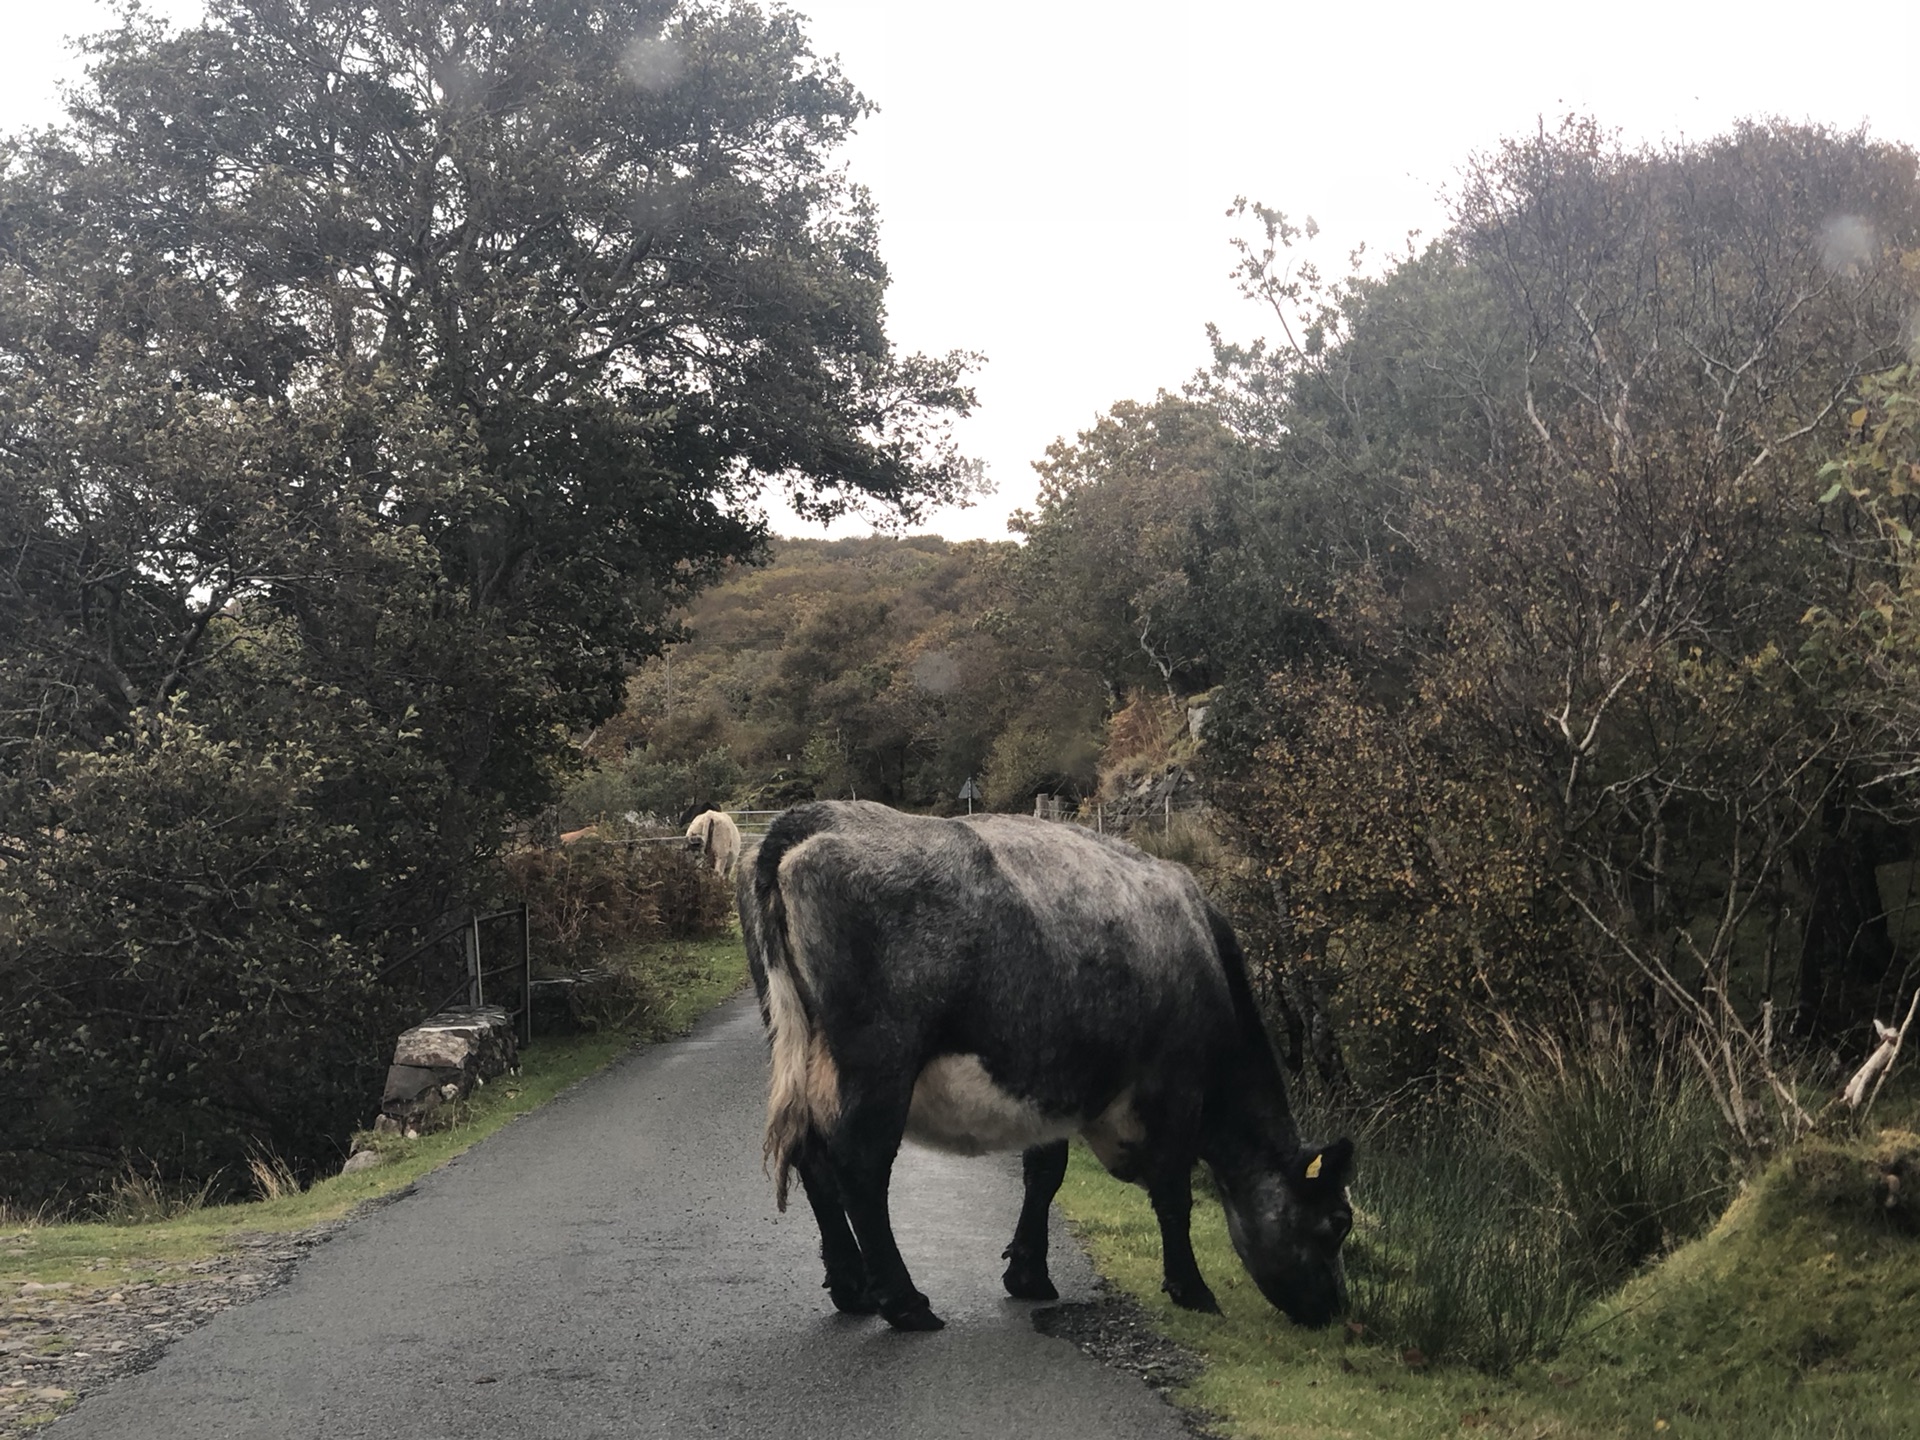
[{"x1": 1297, "y1": 1136, "x2": 1355, "y2": 1189}]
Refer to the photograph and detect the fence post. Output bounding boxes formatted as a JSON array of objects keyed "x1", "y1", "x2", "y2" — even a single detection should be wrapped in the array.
[
  {"x1": 465, "y1": 915, "x2": 483, "y2": 1008},
  {"x1": 518, "y1": 901, "x2": 532, "y2": 1050}
]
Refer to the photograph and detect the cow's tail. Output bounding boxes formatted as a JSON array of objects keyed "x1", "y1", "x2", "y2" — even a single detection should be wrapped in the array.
[{"x1": 750, "y1": 814, "x2": 842, "y2": 1211}]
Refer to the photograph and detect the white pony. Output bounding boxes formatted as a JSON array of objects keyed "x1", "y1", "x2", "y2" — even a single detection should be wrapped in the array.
[{"x1": 684, "y1": 809, "x2": 742, "y2": 878}]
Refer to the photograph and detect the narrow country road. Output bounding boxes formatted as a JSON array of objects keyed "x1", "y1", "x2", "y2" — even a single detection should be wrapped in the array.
[{"x1": 51, "y1": 997, "x2": 1193, "y2": 1440}]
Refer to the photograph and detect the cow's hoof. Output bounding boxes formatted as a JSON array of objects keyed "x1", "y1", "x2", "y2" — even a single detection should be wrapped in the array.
[
  {"x1": 827, "y1": 1282, "x2": 880, "y2": 1315},
  {"x1": 884, "y1": 1303, "x2": 946, "y2": 1332},
  {"x1": 1165, "y1": 1280, "x2": 1220, "y2": 1314},
  {"x1": 1002, "y1": 1264, "x2": 1059, "y2": 1302}
]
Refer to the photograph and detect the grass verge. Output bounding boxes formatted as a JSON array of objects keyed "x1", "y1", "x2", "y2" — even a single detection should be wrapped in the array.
[
  {"x1": 0, "y1": 933, "x2": 748, "y2": 1291},
  {"x1": 1053, "y1": 1130, "x2": 1920, "y2": 1439}
]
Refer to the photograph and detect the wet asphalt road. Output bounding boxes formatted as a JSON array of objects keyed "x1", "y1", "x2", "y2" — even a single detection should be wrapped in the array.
[{"x1": 52, "y1": 996, "x2": 1192, "y2": 1440}]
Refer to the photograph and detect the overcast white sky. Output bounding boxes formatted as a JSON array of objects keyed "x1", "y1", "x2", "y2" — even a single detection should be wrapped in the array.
[{"x1": 6, "y1": 1, "x2": 1918, "y2": 541}]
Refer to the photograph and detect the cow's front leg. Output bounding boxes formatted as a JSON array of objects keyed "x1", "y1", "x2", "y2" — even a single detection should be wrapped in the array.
[
  {"x1": 1002, "y1": 1140, "x2": 1068, "y2": 1300},
  {"x1": 1148, "y1": 1171, "x2": 1219, "y2": 1313},
  {"x1": 793, "y1": 1133, "x2": 875, "y2": 1314},
  {"x1": 824, "y1": 1088, "x2": 942, "y2": 1331}
]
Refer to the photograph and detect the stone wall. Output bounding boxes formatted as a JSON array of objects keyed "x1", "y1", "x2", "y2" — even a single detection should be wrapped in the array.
[{"x1": 372, "y1": 1006, "x2": 519, "y2": 1137}]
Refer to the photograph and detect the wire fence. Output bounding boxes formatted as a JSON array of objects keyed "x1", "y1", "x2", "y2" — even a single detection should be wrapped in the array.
[
  {"x1": 1031, "y1": 791, "x2": 1208, "y2": 835},
  {"x1": 727, "y1": 809, "x2": 782, "y2": 837},
  {"x1": 713, "y1": 799, "x2": 1210, "y2": 836}
]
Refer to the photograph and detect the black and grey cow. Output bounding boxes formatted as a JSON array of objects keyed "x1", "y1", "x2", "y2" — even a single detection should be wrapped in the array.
[{"x1": 738, "y1": 800, "x2": 1354, "y2": 1333}]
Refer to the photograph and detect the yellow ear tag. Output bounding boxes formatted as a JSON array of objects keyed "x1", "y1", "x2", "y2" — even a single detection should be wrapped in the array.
[{"x1": 1305, "y1": 1153, "x2": 1323, "y2": 1180}]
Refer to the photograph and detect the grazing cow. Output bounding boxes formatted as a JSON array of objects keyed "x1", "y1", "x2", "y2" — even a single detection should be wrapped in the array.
[
  {"x1": 685, "y1": 809, "x2": 742, "y2": 878},
  {"x1": 739, "y1": 800, "x2": 1354, "y2": 1333}
]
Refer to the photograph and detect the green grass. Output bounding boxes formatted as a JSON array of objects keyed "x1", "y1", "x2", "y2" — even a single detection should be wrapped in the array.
[
  {"x1": 1057, "y1": 1143, "x2": 1517, "y2": 1439},
  {"x1": 1522, "y1": 1131, "x2": 1920, "y2": 1438},
  {"x1": 1053, "y1": 1131, "x2": 1920, "y2": 1439},
  {"x1": 617, "y1": 930, "x2": 754, "y2": 1041},
  {"x1": 1343, "y1": 1143, "x2": 1589, "y2": 1376},
  {"x1": 0, "y1": 933, "x2": 749, "y2": 1292}
]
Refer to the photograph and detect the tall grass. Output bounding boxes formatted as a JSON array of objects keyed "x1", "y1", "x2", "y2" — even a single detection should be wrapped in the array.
[
  {"x1": 1346, "y1": 1144, "x2": 1585, "y2": 1371},
  {"x1": 1333, "y1": 1030, "x2": 1739, "y2": 1370},
  {"x1": 1488, "y1": 1026, "x2": 1733, "y2": 1290},
  {"x1": 1129, "y1": 813, "x2": 1224, "y2": 871},
  {"x1": 0, "y1": 1197, "x2": 58, "y2": 1229},
  {"x1": 245, "y1": 1146, "x2": 305, "y2": 1202},
  {"x1": 90, "y1": 1163, "x2": 220, "y2": 1224}
]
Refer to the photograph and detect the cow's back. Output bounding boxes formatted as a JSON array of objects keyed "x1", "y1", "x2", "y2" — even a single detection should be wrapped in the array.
[{"x1": 763, "y1": 801, "x2": 1234, "y2": 1124}]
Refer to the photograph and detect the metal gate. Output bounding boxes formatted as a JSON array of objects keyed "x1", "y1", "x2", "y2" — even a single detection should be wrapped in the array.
[{"x1": 376, "y1": 904, "x2": 533, "y2": 1047}]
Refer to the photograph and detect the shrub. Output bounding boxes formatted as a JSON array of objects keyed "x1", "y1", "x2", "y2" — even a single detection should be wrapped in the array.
[
  {"x1": 0, "y1": 711, "x2": 407, "y2": 1212},
  {"x1": 501, "y1": 839, "x2": 730, "y2": 970},
  {"x1": 650, "y1": 852, "x2": 735, "y2": 940}
]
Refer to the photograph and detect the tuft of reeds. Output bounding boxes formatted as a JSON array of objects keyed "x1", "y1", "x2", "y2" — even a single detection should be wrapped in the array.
[
  {"x1": 91, "y1": 1163, "x2": 219, "y2": 1224},
  {"x1": 1336, "y1": 1027, "x2": 1741, "y2": 1370},
  {"x1": 245, "y1": 1146, "x2": 304, "y2": 1203},
  {"x1": 1345, "y1": 1142, "x2": 1585, "y2": 1371},
  {"x1": 1486, "y1": 1024, "x2": 1734, "y2": 1290},
  {"x1": 0, "y1": 1196, "x2": 59, "y2": 1229}
]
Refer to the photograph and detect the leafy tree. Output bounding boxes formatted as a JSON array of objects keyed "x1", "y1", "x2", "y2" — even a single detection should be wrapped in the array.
[
  {"x1": 1007, "y1": 396, "x2": 1246, "y2": 703},
  {"x1": 2, "y1": 0, "x2": 975, "y2": 776},
  {"x1": 0, "y1": 710, "x2": 397, "y2": 1202},
  {"x1": 1813, "y1": 357, "x2": 1920, "y2": 815},
  {"x1": 1205, "y1": 120, "x2": 1920, "y2": 1093},
  {"x1": 0, "y1": 0, "x2": 973, "y2": 1203}
]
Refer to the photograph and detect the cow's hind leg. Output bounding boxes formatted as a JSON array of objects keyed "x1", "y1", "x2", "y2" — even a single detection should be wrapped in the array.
[
  {"x1": 822, "y1": 1085, "x2": 942, "y2": 1332},
  {"x1": 1149, "y1": 1169, "x2": 1219, "y2": 1314},
  {"x1": 1002, "y1": 1140, "x2": 1067, "y2": 1301},
  {"x1": 794, "y1": 1134, "x2": 876, "y2": 1315}
]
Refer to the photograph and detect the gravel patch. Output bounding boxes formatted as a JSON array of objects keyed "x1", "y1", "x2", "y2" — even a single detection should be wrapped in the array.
[{"x1": 1032, "y1": 1283, "x2": 1220, "y2": 1437}]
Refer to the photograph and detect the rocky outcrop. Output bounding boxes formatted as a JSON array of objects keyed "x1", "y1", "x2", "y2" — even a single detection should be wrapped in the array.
[{"x1": 374, "y1": 1006, "x2": 518, "y2": 1135}]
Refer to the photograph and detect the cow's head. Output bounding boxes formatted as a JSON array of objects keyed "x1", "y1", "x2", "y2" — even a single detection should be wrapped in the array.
[{"x1": 1218, "y1": 1137, "x2": 1354, "y2": 1326}]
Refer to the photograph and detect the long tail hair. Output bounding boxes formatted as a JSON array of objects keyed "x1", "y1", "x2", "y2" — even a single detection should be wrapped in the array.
[{"x1": 748, "y1": 813, "x2": 841, "y2": 1209}]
